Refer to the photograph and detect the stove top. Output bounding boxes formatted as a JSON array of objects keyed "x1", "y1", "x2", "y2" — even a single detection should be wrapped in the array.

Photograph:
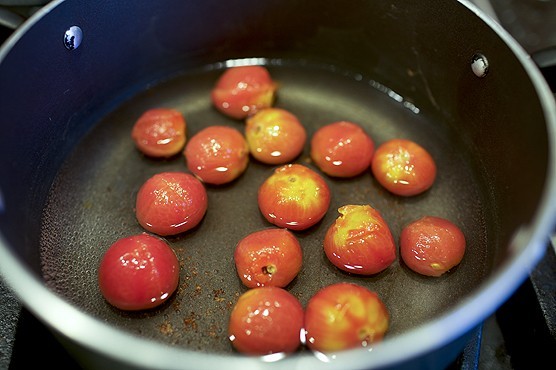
[{"x1": 1, "y1": 1, "x2": 555, "y2": 369}]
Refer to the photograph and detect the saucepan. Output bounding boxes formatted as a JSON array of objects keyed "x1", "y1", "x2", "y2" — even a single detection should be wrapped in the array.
[{"x1": 0, "y1": 0, "x2": 555, "y2": 369}]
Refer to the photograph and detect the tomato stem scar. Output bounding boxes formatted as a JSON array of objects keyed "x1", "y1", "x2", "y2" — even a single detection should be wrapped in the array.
[{"x1": 262, "y1": 264, "x2": 277, "y2": 275}]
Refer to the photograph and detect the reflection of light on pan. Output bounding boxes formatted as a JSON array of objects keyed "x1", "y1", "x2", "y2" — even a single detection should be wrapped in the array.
[
  {"x1": 368, "y1": 79, "x2": 421, "y2": 114},
  {"x1": 225, "y1": 57, "x2": 269, "y2": 68},
  {"x1": 260, "y1": 352, "x2": 287, "y2": 362}
]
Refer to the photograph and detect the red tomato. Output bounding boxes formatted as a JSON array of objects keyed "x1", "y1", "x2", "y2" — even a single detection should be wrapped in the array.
[
  {"x1": 371, "y1": 138, "x2": 436, "y2": 196},
  {"x1": 98, "y1": 233, "x2": 180, "y2": 311},
  {"x1": 234, "y1": 228, "x2": 302, "y2": 288},
  {"x1": 310, "y1": 121, "x2": 375, "y2": 178},
  {"x1": 131, "y1": 108, "x2": 186, "y2": 158},
  {"x1": 400, "y1": 216, "x2": 466, "y2": 277},
  {"x1": 245, "y1": 108, "x2": 307, "y2": 165},
  {"x1": 324, "y1": 204, "x2": 396, "y2": 275},
  {"x1": 184, "y1": 126, "x2": 249, "y2": 185},
  {"x1": 228, "y1": 287, "x2": 304, "y2": 355},
  {"x1": 258, "y1": 164, "x2": 331, "y2": 231},
  {"x1": 135, "y1": 172, "x2": 207, "y2": 236},
  {"x1": 211, "y1": 65, "x2": 277, "y2": 119},
  {"x1": 304, "y1": 282, "x2": 389, "y2": 352}
]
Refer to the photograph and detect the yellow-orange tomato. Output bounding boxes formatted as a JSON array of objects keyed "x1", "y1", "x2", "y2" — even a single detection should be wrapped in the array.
[
  {"x1": 400, "y1": 216, "x2": 466, "y2": 277},
  {"x1": 371, "y1": 138, "x2": 436, "y2": 196},
  {"x1": 131, "y1": 108, "x2": 186, "y2": 158},
  {"x1": 228, "y1": 287, "x2": 304, "y2": 355},
  {"x1": 310, "y1": 121, "x2": 374, "y2": 177},
  {"x1": 258, "y1": 164, "x2": 331, "y2": 231},
  {"x1": 234, "y1": 228, "x2": 302, "y2": 288},
  {"x1": 245, "y1": 108, "x2": 306, "y2": 165},
  {"x1": 211, "y1": 65, "x2": 277, "y2": 119},
  {"x1": 184, "y1": 126, "x2": 249, "y2": 185},
  {"x1": 324, "y1": 204, "x2": 396, "y2": 275},
  {"x1": 304, "y1": 282, "x2": 389, "y2": 352}
]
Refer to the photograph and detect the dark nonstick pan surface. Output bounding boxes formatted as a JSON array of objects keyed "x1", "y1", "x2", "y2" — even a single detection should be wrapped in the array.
[{"x1": 39, "y1": 60, "x2": 491, "y2": 354}]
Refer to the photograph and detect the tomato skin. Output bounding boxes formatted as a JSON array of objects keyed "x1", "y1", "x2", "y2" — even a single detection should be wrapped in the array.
[
  {"x1": 211, "y1": 66, "x2": 277, "y2": 120},
  {"x1": 324, "y1": 205, "x2": 396, "y2": 275},
  {"x1": 310, "y1": 121, "x2": 375, "y2": 178},
  {"x1": 131, "y1": 108, "x2": 186, "y2": 158},
  {"x1": 304, "y1": 282, "x2": 389, "y2": 352},
  {"x1": 371, "y1": 139, "x2": 436, "y2": 196},
  {"x1": 245, "y1": 108, "x2": 306, "y2": 165},
  {"x1": 258, "y1": 164, "x2": 331, "y2": 231},
  {"x1": 234, "y1": 228, "x2": 302, "y2": 288},
  {"x1": 98, "y1": 233, "x2": 180, "y2": 311},
  {"x1": 184, "y1": 126, "x2": 249, "y2": 185},
  {"x1": 228, "y1": 287, "x2": 304, "y2": 355},
  {"x1": 135, "y1": 172, "x2": 207, "y2": 236},
  {"x1": 400, "y1": 216, "x2": 466, "y2": 277}
]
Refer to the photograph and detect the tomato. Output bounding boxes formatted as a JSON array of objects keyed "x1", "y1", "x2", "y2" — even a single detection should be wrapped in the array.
[
  {"x1": 400, "y1": 216, "x2": 466, "y2": 277},
  {"x1": 211, "y1": 65, "x2": 277, "y2": 120},
  {"x1": 131, "y1": 108, "x2": 186, "y2": 158},
  {"x1": 228, "y1": 286, "x2": 304, "y2": 355},
  {"x1": 310, "y1": 121, "x2": 375, "y2": 178},
  {"x1": 184, "y1": 126, "x2": 249, "y2": 185},
  {"x1": 371, "y1": 138, "x2": 436, "y2": 196},
  {"x1": 324, "y1": 204, "x2": 396, "y2": 275},
  {"x1": 98, "y1": 233, "x2": 180, "y2": 311},
  {"x1": 135, "y1": 172, "x2": 207, "y2": 236},
  {"x1": 258, "y1": 164, "x2": 331, "y2": 231},
  {"x1": 245, "y1": 108, "x2": 306, "y2": 165},
  {"x1": 234, "y1": 228, "x2": 302, "y2": 288},
  {"x1": 304, "y1": 282, "x2": 389, "y2": 352}
]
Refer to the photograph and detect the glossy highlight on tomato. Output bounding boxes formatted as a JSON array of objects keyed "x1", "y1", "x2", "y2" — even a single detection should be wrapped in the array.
[
  {"x1": 228, "y1": 286, "x2": 304, "y2": 355},
  {"x1": 184, "y1": 125, "x2": 249, "y2": 185},
  {"x1": 400, "y1": 216, "x2": 466, "y2": 277},
  {"x1": 211, "y1": 65, "x2": 277, "y2": 119},
  {"x1": 310, "y1": 121, "x2": 374, "y2": 177},
  {"x1": 135, "y1": 172, "x2": 207, "y2": 236},
  {"x1": 371, "y1": 138, "x2": 436, "y2": 196},
  {"x1": 131, "y1": 108, "x2": 186, "y2": 158},
  {"x1": 98, "y1": 233, "x2": 180, "y2": 311},
  {"x1": 234, "y1": 228, "x2": 302, "y2": 288},
  {"x1": 304, "y1": 282, "x2": 389, "y2": 352},
  {"x1": 324, "y1": 204, "x2": 396, "y2": 275},
  {"x1": 245, "y1": 108, "x2": 307, "y2": 165},
  {"x1": 258, "y1": 164, "x2": 331, "y2": 231}
]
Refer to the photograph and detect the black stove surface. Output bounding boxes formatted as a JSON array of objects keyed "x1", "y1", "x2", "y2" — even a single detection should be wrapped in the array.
[{"x1": 1, "y1": 1, "x2": 556, "y2": 369}]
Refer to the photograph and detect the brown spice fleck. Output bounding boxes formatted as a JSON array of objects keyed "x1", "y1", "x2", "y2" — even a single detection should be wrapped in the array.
[
  {"x1": 213, "y1": 288, "x2": 226, "y2": 302},
  {"x1": 183, "y1": 312, "x2": 198, "y2": 331},
  {"x1": 192, "y1": 285, "x2": 202, "y2": 297},
  {"x1": 160, "y1": 322, "x2": 174, "y2": 335},
  {"x1": 207, "y1": 324, "x2": 219, "y2": 338}
]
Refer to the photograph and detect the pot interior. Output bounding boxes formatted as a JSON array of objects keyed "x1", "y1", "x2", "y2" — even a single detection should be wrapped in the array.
[{"x1": 40, "y1": 60, "x2": 491, "y2": 352}]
